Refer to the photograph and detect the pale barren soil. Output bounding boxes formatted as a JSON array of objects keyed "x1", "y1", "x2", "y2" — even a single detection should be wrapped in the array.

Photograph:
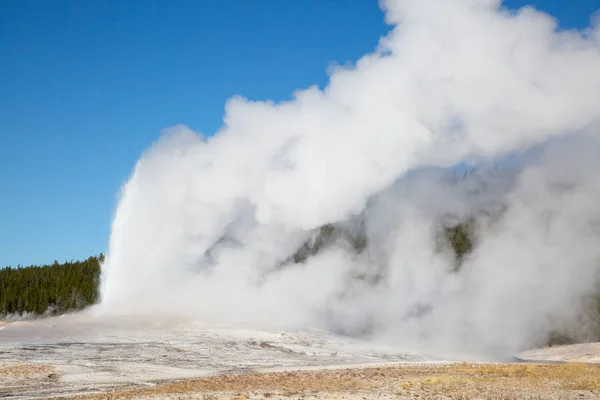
[{"x1": 1, "y1": 315, "x2": 599, "y2": 399}]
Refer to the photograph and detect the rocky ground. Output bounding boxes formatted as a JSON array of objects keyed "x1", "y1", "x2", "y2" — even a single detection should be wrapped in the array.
[{"x1": 1, "y1": 315, "x2": 599, "y2": 399}]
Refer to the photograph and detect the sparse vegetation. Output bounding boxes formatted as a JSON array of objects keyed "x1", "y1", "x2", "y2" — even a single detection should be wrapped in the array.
[
  {"x1": 57, "y1": 363, "x2": 600, "y2": 399},
  {"x1": 291, "y1": 221, "x2": 367, "y2": 264},
  {"x1": 442, "y1": 220, "x2": 476, "y2": 270}
]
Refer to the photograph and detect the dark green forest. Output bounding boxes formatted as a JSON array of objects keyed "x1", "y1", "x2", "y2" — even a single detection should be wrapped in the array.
[
  {"x1": 1, "y1": 222, "x2": 598, "y2": 346},
  {"x1": 0, "y1": 255, "x2": 102, "y2": 317}
]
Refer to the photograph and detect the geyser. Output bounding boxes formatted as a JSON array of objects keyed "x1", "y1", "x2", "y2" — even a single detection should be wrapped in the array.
[{"x1": 98, "y1": 0, "x2": 600, "y2": 357}]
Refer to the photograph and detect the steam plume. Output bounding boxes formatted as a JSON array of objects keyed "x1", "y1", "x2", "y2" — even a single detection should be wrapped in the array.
[{"x1": 98, "y1": 0, "x2": 600, "y2": 357}]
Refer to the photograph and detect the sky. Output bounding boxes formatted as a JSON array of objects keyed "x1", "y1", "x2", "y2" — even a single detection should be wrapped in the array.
[{"x1": 0, "y1": 0, "x2": 599, "y2": 268}]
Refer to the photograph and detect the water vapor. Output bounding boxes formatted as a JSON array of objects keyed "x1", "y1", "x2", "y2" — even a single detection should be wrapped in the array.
[{"x1": 99, "y1": 0, "x2": 600, "y2": 357}]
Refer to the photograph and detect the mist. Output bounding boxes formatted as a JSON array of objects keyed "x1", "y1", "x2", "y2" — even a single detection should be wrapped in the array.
[{"x1": 97, "y1": 0, "x2": 600, "y2": 357}]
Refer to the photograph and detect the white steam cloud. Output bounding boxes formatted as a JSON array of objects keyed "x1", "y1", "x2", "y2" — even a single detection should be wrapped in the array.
[{"x1": 98, "y1": 0, "x2": 600, "y2": 357}]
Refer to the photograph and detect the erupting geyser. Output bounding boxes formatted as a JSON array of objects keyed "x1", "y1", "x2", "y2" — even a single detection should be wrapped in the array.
[{"x1": 98, "y1": 0, "x2": 600, "y2": 357}]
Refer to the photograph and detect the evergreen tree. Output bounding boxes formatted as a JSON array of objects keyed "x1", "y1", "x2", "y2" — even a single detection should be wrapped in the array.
[{"x1": 0, "y1": 255, "x2": 101, "y2": 317}]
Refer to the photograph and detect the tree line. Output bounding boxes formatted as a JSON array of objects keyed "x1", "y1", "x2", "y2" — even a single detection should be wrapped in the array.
[
  {"x1": 0, "y1": 255, "x2": 102, "y2": 318},
  {"x1": 1, "y1": 218, "x2": 598, "y2": 346}
]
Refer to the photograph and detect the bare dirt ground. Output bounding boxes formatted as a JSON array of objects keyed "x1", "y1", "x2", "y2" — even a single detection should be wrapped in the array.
[{"x1": 1, "y1": 314, "x2": 599, "y2": 399}]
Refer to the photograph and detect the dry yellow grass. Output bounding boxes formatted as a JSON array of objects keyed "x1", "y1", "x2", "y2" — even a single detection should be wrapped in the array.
[
  {"x1": 59, "y1": 362, "x2": 600, "y2": 400},
  {"x1": 473, "y1": 362, "x2": 600, "y2": 389},
  {"x1": 0, "y1": 363, "x2": 54, "y2": 377},
  {"x1": 411, "y1": 362, "x2": 600, "y2": 398}
]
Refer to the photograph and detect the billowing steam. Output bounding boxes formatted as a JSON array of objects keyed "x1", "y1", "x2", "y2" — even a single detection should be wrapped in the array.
[{"x1": 98, "y1": 0, "x2": 600, "y2": 357}]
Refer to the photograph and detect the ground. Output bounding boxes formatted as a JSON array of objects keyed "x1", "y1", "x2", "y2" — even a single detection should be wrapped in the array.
[{"x1": 1, "y1": 314, "x2": 599, "y2": 399}]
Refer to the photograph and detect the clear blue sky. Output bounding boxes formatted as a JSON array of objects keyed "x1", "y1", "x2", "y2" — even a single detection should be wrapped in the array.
[{"x1": 0, "y1": 1, "x2": 598, "y2": 268}]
